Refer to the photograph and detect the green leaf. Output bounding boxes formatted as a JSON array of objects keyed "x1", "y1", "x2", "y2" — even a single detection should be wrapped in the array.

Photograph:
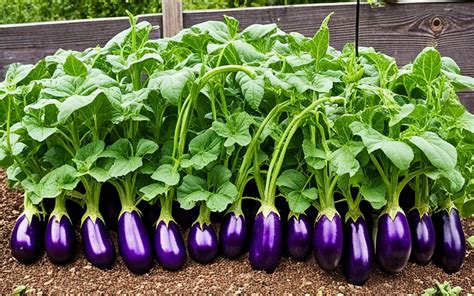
[
  {"x1": 140, "y1": 183, "x2": 167, "y2": 201},
  {"x1": 442, "y1": 70, "x2": 474, "y2": 91},
  {"x1": 73, "y1": 140, "x2": 105, "y2": 172},
  {"x1": 22, "y1": 115, "x2": 57, "y2": 142},
  {"x1": 461, "y1": 111, "x2": 474, "y2": 133},
  {"x1": 211, "y1": 112, "x2": 254, "y2": 147},
  {"x1": 101, "y1": 139, "x2": 131, "y2": 159},
  {"x1": 389, "y1": 104, "x2": 415, "y2": 127},
  {"x1": 224, "y1": 15, "x2": 239, "y2": 38},
  {"x1": 44, "y1": 146, "x2": 71, "y2": 167},
  {"x1": 360, "y1": 177, "x2": 387, "y2": 209},
  {"x1": 177, "y1": 175, "x2": 208, "y2": 210},
  {"x1": 151, "y1": 164, "x2": 180, "y2": 186},
  {"x1": 467, "y1": 236, "x2": 474, "y2": 248},
  {"x1": 410, "y1": 132, "x2": 457, "y2": 171},
  {"x1": 412, "y1": 47, "x2": 441, "y2": 84},
  {"x1": 135, "y1": 139, "x2": 158, "y2": 157},
  {"x1": 207, "y1": 181, "x2": 238, "y2": 212},
  {"x1": 39, "y1": 165, "x2": 80, "y2": 198},
  {"x1": 308, "y1": 13, "x2": 332, "y2": 65},
  {"x1": 148, "y1": 69, "x2": 193, "y2": 105},
  {"x1": 276, "y1": 169, "x2": 307, "y2": 194},
  {"x1": 312, "y1": 74, "x2": 333, "y2": 93},
  {"x1": 64, "y1": 54, "x2": 88, "y2": 77},
  {"x1": 181, "y1": 130, "x2": 223, "y2": 170},
  {"x1": 57, "y1": 89, "x2": 105, "y2": 123},
  {"x1": 241, "y1": 23, "x2": 277, "y2": 41},
  {"x1": 331, "y1": 143, "x2": 364, "y2": 177},
  {"x1": 441, "y1": 56, "x2": 460, "y2": 74},
  {"x1": 108, "y1": 156, "x2": 142, "y2": 177},
  {"x1": 302, "y1": 139, "x2": 326, "y2": 170},
  {"x1": 276, "y1": 170, "x2": 316, "y2": 214},
  {"x1": 350, "y1": 121, "x2": 414, "y2": 171},
  {"x1": 83, "y1": 167, "x2": 110, "y2": 183},
  {"x1": 236, "y1": 72, "x2": 264, "y2": 110}
]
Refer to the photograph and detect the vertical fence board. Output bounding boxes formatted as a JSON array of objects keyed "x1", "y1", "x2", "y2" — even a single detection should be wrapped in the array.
[{"x1": 163, "y1": 0, "x2": 183, "y2": 37}]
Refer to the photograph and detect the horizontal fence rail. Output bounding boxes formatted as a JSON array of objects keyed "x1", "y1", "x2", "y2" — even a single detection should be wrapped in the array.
[{"x1": 0, "y1": 2, "x2": 472, "y2": 109}]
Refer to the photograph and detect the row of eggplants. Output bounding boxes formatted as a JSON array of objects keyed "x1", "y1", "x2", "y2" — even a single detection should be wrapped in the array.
[
  {"x1": 4, "y1": 13, "x2": 473, "y2": 286},
  {"x1": 11, "y1": 181, "x2": 466, "y2": 285}
]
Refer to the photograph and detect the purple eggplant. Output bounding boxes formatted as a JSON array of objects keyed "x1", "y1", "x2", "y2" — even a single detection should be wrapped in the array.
[
  {"x1": 10, "y1": 214, "x2": 43, "y2": 264},
  {"x1": 343, "y1": 217, "x2": 373, "y2": 285},
  {"x1": 249, "y1": 210, "x2": 282, "y2": 273},
  {"x1": 376, "y1": 211, "x2": 412, "y2": 273},
  {"x1": 433, "y1": 208, "x2": 466, "y2": 274},
  {"x1": 286, "y1": 214, "x2": 312, "y2": 261},
  {"x1": 117, "y1": 211, "x2": 154, "y2": 274},
  {"x1": 219, "y1": 213, "x2": 247, "y2": 259},
  {"x1": 154, "y1": 220, "x2": 186, "y2": 270},
  {"x1": 313, "y1": 213, "x2": 343, "y2": 271},
  {"x1": 81, "y1": 217, "x2": 116, "y2": 269},
  {"x1": 45, "y1": 215, "x2": 77, "y2": 264},
  {"x1": 188, "y1": 222, "x2": 218, "y2": 264},
  {"x1": 408, "y1": 209, "x2": 435, "y2": 265}
]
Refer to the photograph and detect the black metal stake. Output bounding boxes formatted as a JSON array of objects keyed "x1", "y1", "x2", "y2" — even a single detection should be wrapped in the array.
[{"x1": 355, "y1": 0, "x2": 360, "y2": 57}]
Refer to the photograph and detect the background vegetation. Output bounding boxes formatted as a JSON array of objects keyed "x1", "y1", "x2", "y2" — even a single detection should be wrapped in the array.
[{"x1": 0, "y1": 0, "x2": 352, "y2": 24}]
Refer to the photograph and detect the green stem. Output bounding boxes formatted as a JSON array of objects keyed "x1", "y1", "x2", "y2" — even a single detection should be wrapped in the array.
[
  {"x1": 159, "y1": 188, "x2": 175, "y2": 224},
  {"x1": 395, "y1": 168, "x2": 432, "y2": 203},
  {"x1": 264, "y1": 97, "x2": 344, "y2": 205},
  {"x1": 196, "y1": 203, "x2": 211, "y2": 226},
  {"x1": 369, "y1": 154, "x2": 391, "y2": 190},
  {"x1": 235, "y1": 100, "x2": 292, "y2": 193}
]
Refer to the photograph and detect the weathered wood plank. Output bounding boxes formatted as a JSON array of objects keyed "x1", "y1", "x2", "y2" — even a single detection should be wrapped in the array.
[
  {"x1": 183, "y1": 3, "x2": 474, "y2": 77},
  {"x1": 163, "y1": 0, "x2": 183, "y2": 37},
  {"x1": 0, "y1": 15, "x2": 162, "y2": 74}
]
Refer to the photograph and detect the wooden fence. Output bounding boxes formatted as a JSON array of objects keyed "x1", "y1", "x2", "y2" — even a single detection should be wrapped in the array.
[{"x1": 0, "y1": 1, "x2": 473, "y2": 109}]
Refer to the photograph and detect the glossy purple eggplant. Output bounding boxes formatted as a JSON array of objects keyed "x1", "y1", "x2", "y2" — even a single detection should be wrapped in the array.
[
  {"x1": 313, "y1": 213, "x2": 343, "y2": 271},
  {"x1": 286, "y1": 214, "x2": 312, "y2": 261},
  {"x1": 117, "y1": 211, "x2": 154, "y2": 274},
  {"x1": 433, "y1": 208, "x2": 466, "y2": 274},
  {"x1": 376, "y1": 211, "x2": 412, "y2": 273},
  {"x1": 154, "y1": 220, "x2": 186, "y2": 270},
  {"x1": 219, "y1": 213, "x2": 247, "y2": 259},
  {"x1": 81, "y1": 217, "x2": 116, "y2": 269},
  {"x1": 343, "y1": 217, "x2": 373, "y2": 285},
  {"x1": 45, "y1": 215, "x2": 76, "y2": 264},
  {"x1": 249, "y1": 210, "x2": 282, "y2": 273},
  {"x1": 10, "y1": 214, "x2": 43, "y2": 264},
  {"x1": 408, "y1": 209, "x2": 435, "y2": 265},
  {"x1": 188, "y1": 222, "x2": 218, "y2": 264}
]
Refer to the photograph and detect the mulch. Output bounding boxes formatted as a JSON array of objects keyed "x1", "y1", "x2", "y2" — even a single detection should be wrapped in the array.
[{"x1": 0, "y1": 172, "x2": 472, "y2": 295}]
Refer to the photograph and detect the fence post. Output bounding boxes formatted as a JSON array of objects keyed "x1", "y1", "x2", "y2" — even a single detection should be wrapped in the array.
[{"x1": 162, "y1": 0, "x2": 183, "y2": 37}]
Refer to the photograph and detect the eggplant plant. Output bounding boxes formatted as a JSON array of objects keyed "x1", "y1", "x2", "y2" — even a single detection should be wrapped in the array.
[{"x1": 0, "y1": 12, "x2": 472, "y2": 283}]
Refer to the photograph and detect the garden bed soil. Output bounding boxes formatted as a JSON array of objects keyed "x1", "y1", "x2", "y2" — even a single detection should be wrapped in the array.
[{"x1": 0, "y1": 172, "x2": 473, "y2": 295}]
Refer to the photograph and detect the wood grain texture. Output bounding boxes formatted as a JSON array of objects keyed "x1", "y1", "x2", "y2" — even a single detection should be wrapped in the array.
[
  {"x1": 163, "y1": 0, "x2": 183, "y2": 37},
  {"x1": 0, "y1": 15, "x2": 162, "y2": 74},
  {"x1": 0, "y1": 2, "x2": 472, "y2": 110}
]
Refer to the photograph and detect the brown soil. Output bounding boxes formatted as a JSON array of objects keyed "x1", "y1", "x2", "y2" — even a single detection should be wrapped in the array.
[{"x1": 1, "y1": 172, "x2": 473, "y2": 295}]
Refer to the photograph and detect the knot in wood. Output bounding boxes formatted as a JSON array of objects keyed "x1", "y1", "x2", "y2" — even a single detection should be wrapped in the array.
[{"x1": 430, "y1": 17, "x2": 444, "y2": 33}]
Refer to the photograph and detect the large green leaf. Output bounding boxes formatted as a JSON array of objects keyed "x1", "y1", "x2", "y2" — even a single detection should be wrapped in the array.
[
  {"x1": 181, "y1": 130, "x2": 223, "y2": 170},
  {"x1": 350, "y1": 121, "x2": 414, "y2": 171},
  {"x1": 236, "y1": 72, "x2": 264, "y2": 110},
  {"x1": 412, "y1": 47, "x2": 441, "y2": 84},
  {"x1": 212, "y1": 112, "x2": 254, "y2": 147},
  {"x1": 410, "y1": 132, "x2": 457, "y2": 171},
  {"x1": 151, "y1": 164, "x2": 180, "y2": 186}
]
